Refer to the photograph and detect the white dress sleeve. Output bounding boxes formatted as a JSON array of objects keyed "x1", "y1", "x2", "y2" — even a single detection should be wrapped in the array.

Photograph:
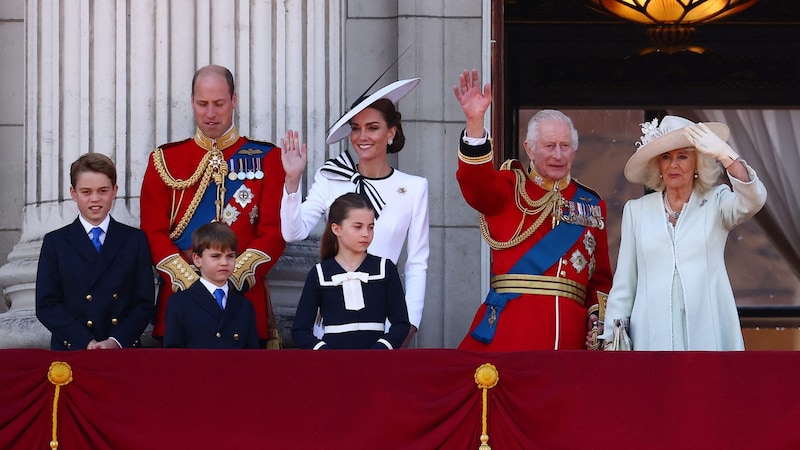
[
  {"x1": 402, "y1": 177, "x2": 430, "y2": 329},
  {"x1": 280, "y1": 169, "x2": 332, "y2": 242}
]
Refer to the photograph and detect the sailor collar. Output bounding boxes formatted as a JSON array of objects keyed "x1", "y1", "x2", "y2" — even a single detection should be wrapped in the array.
[{"x1": 194, "y1": 125, "x2": 240, "y2": 151}]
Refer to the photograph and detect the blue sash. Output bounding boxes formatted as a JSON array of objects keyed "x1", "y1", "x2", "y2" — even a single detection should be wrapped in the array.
[
  {"x1": 174, "y1": 141, "x2": 275, "y2": 250},
  {"x1": 470, "y1": 186, "x2": 599, "y2": 344}
]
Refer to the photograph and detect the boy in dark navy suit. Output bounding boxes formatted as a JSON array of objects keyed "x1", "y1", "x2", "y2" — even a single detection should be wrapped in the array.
[
  {"x1": 163, "y1": 222, "x2": 259, "y2": 349},
  {"x1": 36, "y1": 153, "x2": 155, "y2": 350}
]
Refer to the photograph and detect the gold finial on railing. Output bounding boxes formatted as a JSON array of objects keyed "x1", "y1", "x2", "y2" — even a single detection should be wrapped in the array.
[
  {"x1": 47, "y1": 361, "x2": 73, "y2": 449},
  {"x1": 474, "y1": 363, "x2": 499, "y2": 450}
]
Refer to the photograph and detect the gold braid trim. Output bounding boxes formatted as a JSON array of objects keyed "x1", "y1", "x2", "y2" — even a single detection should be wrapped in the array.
[
  {"x1": 230, "y1": 249, "x2": 272, "y2": 292},
  {"x1": 152, "y1": 146, "x2": 228, "y2": 241},
  {"x1": 479, "y1": 168, "x2": 563, "y2": 250},
  {"x1": 156, "y1": 253, "x2": 199, "y2": 292}
]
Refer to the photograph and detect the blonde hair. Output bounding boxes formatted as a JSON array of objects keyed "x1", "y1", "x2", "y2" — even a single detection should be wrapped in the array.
[{"x1": 644, "y1": 150, "x2": 723, "y2": 193}]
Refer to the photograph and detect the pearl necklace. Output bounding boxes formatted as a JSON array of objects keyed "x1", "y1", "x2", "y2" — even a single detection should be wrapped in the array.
[{"x1": 663, "y1": 191, "x2": 683, "y2": 220}]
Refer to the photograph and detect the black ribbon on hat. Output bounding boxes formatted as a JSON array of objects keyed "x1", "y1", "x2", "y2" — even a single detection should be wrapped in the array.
[
  {"x1": 326, "y1": 43, "x2": 414, "y2": 138},
  {"x1": 320, "y1": 150, "x2": 387, "y2": 218}
]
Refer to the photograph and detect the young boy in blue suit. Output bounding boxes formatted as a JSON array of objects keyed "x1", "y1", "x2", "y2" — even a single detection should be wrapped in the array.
[
  {"x1": 36, "y1": 153, "x2": 156, "y2": 350},
  {"x1": 163, "y1": 222, "x2": 259, "y2": 349}
]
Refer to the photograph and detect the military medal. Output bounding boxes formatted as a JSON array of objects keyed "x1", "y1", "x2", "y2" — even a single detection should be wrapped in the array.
[
  {"x1": 233, "y1": 184, "x2": 254, "y2": 208},
  {"x1": 246, "y1": 157, "x2": 255, "y2": 180},
  {"x1": 228, "y1": 159, "x2": 238, "y2": 181},
  {"x1": 237, "y1": 159, "x2": 246, "y2": 180},
  {"x1": 254, "y1": 158, "x2": 264, "y2": 179}
]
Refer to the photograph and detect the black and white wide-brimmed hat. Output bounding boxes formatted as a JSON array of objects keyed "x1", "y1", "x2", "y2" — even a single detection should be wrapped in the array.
[
  {"x1": 325, "y1": 78, "x2": 421, "y2": 145},
  {"x1": 624, "y1": 115, "x2": 730, "y2": 184}
]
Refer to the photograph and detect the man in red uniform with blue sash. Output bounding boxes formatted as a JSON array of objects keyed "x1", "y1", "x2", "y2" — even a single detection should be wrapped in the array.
[
  {"x1": 453, "y1": 70, "x2": 612, "y2": 351},
  {"x1": 141, "y1": 65, "x2": 286, "y2": 347}
]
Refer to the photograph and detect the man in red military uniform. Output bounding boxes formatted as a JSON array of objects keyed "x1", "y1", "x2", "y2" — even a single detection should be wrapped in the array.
[
  {"x1": 453, "y1": 70, "x2": 612, "y2": 351},
  {"x1": 141, "y1": 64, "x2": 286, "y2": 347}
]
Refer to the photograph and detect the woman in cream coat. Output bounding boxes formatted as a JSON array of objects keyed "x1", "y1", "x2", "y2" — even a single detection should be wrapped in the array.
[{"x1": 601, "y1": 115, "x2": 767, "y2": 350}]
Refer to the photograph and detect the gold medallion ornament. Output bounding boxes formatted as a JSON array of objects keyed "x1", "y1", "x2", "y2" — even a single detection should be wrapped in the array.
[
  {"x1": 47, "y1": 361, "x2": 74, "y2": 450},
  {"x1": 474, "y1": 363, "x2": 499, "y2": 450}
]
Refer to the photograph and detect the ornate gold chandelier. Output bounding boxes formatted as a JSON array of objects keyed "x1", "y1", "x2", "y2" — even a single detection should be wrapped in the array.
[{"x1": 584, "y1": 0, "x2": 759, "y2": 54}]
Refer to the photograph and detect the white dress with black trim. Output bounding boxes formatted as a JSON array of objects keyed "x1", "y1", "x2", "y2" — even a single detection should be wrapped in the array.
[
  {"x1": 291, "y1": 254, "x2": 411, "y2": 350},
  {"x1": 281, "y1": 150, "x2": 429, "y2": 329}
]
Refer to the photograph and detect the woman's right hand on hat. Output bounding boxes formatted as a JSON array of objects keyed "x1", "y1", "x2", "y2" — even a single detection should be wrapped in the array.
[
  {"x1": 281, "y1": 129, "x2": 307, "y2": 194},
  {"x1": 684, "y1": 123, "x2": 739, "y2": 166}
]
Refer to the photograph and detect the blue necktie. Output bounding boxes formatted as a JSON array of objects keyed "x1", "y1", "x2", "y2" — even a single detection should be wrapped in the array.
[
  {"x1": 214, "y1": 288, "x2": 225, "y2": 310},
  {"x1": 90, "y1": 227, "x2": 102, "y2": 253}
]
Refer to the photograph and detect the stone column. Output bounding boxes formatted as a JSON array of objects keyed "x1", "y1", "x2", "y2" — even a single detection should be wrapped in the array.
[{"x1": 0, "y1": 0, "x2": 342, "y2": 348}]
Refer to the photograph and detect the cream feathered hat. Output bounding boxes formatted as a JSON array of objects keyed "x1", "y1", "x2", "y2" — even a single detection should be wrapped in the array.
[{"x1": 624, "y1": 115, "x2": 730, "y2": 184}]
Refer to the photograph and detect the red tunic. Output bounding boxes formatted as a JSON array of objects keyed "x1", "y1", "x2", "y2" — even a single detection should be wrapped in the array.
[
  {"x1": 456, "y1": 137, "x2": 612, "y2": 351},
  {"x1": 140, "y1": 127, "x2": 286, "y2": 339}
]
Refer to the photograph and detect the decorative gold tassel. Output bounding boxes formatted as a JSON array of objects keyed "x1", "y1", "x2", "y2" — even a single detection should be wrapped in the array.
[
  {"x1": 47, "y1": 361, "x2": 73, "y2": 449},
  {"x1": 474, "y1": 363, "x2": 499, "y2": 450}
]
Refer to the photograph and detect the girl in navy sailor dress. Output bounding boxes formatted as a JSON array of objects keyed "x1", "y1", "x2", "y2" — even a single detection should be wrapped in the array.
[{"x1": 292, "y1": 193, "x2": 410, "y2": 349}]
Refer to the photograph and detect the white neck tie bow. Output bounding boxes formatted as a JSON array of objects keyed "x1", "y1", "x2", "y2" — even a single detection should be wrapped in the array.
[{"x1": 330, "y1": 271, "x2": 369, "y2": 311}]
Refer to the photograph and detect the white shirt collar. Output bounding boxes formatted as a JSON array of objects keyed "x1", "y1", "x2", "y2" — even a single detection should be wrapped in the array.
[
  {"x1": 78, "y1": 214, "x2": 111, "y2": 235},
  {"x1": 199, "y1": 277, "x2": 229, "y2": 300}
]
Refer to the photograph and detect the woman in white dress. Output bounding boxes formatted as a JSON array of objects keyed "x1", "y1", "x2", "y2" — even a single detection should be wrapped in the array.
[
  {"x1": 280, "y1": 79, "x2": 429, "y2": 347},
  {"x1": 600, "y1": 115, "x2": 767, "y2": 350}
]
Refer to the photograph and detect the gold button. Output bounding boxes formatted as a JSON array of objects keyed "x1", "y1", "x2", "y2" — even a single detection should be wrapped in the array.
[
  {"x1": 215, "y1": 332, "x2": 221, "y2": 338},
  {"x1": 111, "y1": 318, "x2": 118, "y2": 325},
  {"x1": 233, "y1": 333, "x2": 240, "y2": 340},
  {"x1": 560, "y1": 270, "x2": 567, "y2": 277},
  {"x1": 86, "y1": 294, "x2": 92, "y2": 301},
  {"x1": 86, "y1": 320, "x2": 93, "y2": 327},
  {"x1": 112, "y1": 293, "x2": 118, "y2": 299}
]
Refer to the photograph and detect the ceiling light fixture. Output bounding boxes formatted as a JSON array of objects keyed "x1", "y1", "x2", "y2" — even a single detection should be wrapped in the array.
[{"x1": 584, "y1": 0, "x2": 759, "y2": 54}]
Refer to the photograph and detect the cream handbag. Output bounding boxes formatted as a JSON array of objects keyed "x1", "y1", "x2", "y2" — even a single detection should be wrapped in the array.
[{"x1": 604, "y1": 318, "x2": 632, "y2": 351}]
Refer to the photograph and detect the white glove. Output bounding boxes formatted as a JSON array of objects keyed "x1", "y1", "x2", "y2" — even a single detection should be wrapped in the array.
[{"x1": 683, "y1": 123, "x2": 739, "y2": 168}]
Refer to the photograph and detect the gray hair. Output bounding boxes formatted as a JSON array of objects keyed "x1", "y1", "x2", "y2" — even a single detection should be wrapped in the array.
[{"x1": 524, "y1": 109, "x2": 580, "y2": 151}]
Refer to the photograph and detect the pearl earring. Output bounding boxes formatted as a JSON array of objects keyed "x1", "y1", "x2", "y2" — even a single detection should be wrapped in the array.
[{"x1": 694, "y1": 172, "x2": 699, "y2": 179}]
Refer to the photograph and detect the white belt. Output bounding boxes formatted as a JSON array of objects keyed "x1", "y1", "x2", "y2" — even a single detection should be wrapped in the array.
[{"x1": 323, "y1": 322, "x2": 385, "y2": 334}]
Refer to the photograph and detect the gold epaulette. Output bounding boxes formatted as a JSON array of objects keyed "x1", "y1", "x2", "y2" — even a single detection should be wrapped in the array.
[
  {"x1": 499, "y1": 159, "x2": 524, "y2": 171},
  {"x1": 230, "y1": 249, "x2": 272, "y2": 292},
  {"x1": 156, "y1": 254, "x2": 199, "y2": 292}
]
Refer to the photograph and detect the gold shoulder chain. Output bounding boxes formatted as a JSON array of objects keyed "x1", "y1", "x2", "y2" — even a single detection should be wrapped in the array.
[
  {"x1": 478, "y1": 169, "x2": 561, "y2": 250},
  {"x1": 169, "y1": 169, "x2": 213, "y2": 241},
  {"x1": 152, "y1": 147, "x2": 221, "y2": 241},
  {"x1": 152, "y1": 148, "x2": 212, "y2": 189}
]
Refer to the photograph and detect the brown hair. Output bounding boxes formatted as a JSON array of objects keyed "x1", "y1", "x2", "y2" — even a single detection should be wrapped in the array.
[
  {"x1": 363, "y1": 98, "x2": 405, "y2": 154},
  {"x1": 70, "y1": 153, "x2": 117, "y2": 188},
  {"x1": 192, "y1": 64, "x2": 235, "y2": 98},
  {"x1": 192, "y1": 222, "x2": 238, "y2": 256},
  {"x1": 320, "y1": 193, "x2": 375, "y2": 260}
]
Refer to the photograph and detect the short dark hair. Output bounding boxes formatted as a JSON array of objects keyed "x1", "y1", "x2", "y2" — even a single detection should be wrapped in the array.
[
  {"x1": 69, "y1": 153, "x2": 117, "y2": 188},
  {"x1": 320, "y1": 193, "x2": 375, "y2": 260},
  {"x1": 192, "y1": 222, "x2": 238, "y2": 256},
  {"x1": 191, "y1": 64, "x2": 235, "y2": 97}
]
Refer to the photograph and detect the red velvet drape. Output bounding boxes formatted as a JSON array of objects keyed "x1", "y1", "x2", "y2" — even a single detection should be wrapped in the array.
[{"x1": 1, "y1": 349, "x2": 798, "y2": 449}]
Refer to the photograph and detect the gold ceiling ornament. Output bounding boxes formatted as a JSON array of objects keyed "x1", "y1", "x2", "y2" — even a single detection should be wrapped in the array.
[
  {"x1": 584, "y1": 0, "x2": 759, "y2": 54},
  {"x1": 474, "y1": 363, "x2": 500, "y2": 450}
]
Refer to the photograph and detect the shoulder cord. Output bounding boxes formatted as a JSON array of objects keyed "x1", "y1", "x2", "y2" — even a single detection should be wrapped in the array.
[
  {"x1": 479, "y1": 169, "x2": 562, "y2": 250},
  {"x1": 152, "y1": 147, "x2": 228, "y2": 240}
]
